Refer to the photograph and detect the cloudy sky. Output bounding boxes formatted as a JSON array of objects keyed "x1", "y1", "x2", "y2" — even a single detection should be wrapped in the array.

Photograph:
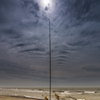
[{"x1": 0, "y1": 0, "x2": 100, "y2": 87}]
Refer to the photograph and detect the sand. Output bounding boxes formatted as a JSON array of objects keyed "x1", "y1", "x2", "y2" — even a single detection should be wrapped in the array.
[{"x1": 0, "y1": 95, "x2": 43, "y2": 100}]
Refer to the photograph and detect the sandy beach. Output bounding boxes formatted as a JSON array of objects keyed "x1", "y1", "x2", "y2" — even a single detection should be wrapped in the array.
[
  {"x1": 0, "y1": 88, "x2": 100, "y2": 100},
  {"x1": 0, "y1": 95, "x2": 43, "y2": 100}
]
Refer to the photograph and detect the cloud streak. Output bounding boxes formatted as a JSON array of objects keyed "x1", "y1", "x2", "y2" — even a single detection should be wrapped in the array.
[{"x1": 0, "y1": 0, "x2": 100, "y2": 87}]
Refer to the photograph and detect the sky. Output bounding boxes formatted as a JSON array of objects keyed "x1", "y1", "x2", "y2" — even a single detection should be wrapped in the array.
[{"x1": 0, "y1": 0, "x2": 100, "y2": 87}]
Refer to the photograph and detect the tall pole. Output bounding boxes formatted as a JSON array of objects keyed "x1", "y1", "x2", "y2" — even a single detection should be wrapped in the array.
[
  {"x1": 43, "y1": 16, "x2": 51, "y2": 100},
  {"x1": 49, "y1": 19, "x2": 51, "y2": 100}
]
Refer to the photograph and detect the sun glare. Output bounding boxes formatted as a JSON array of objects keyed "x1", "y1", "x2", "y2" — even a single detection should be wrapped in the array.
[{"x1": 43, "y1": 0, "x2": 51, "y2": 6}]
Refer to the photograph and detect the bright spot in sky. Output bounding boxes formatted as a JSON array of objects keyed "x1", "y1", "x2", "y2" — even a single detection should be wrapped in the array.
[
  {"x1": 43, "y1": 0, "x2": 51, "y2": 7},
  {"x1": 40, "y1": 0, "x2": 53, "y2": 13}
]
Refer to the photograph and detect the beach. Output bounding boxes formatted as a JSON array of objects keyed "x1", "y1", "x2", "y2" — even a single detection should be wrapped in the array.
[
  {"x1": 0, "y1": 95, "x2": 43, "y2": 100},
  {"x1": 0, "y1": 88, "x2": 100, "y2": 100}
]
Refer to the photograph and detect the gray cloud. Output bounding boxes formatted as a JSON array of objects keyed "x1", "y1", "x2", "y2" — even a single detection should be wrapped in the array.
[
  {"x1": 21, "y1": 0, "x2": 40, "y2": 18},
  {"x1": 64, "y1": 0, "x2": 100, "y2": 22},
  {"x1": 21, "y1": 0, "x2": 40, "y2": 10},
  {"x1": 2, "y1": 28, "x2": 22, "y2": 39},
  {"x1": 19, "y1": 48, "x2": 45, "y2": 53},
  {"x1": 0, "y1": 59, "x2": 49, "y2": 80},
  {"x1": 83, "y1": 66, "x2": 100, "y2": 72},
  {"x1": 14, "y1": 43, "x2": 29, "y2": 47},
  {"x1": 0, "y1": 0, "x2": 100, "y2": 87},
  {"x1": 68, "y1": 40, "x2": 90, "y2": 47}
]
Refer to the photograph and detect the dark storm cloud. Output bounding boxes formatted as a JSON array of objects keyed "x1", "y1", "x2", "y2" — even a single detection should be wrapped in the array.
[
  {"x1": 0, "y1": 0, "x2": 45, "y2": 51},
  {"x1": 0, "y1": 60, "x2": 26, "y2": 75},
  {"x1": 68, "y1": 40, "x2": 90, "y2": 47},
  {"x1": 53, "y1": 0, "x2": 100, "y2": 32},
  {"x1": 2, "y1": 28, "x2": 22, "y2": 39},
  {"x1": 0, "y1": 0, "x2": 40, "y2": 26},
  {"x1": 80, "y1": 29, "x2": 100, "y2": 38},
  {"x1": 59, "y1": 51, "x2": 70, "y2": 55},
  {"x1": 14, "y1": 43, "x2": 29, "y2": 47},
  {"x1": 56, "y1": 62, "x2": 63, "y2": 65},
  {"x1": 0, "y1": 0, "x2": 100, "y2": 87},
  {"x1": 0, "y1": 0, "x2": 49, "y2": 86},
  {"x1": 53, "y1": 45, "x2": 73, "y2": 55},
  {"x1": 20, "y1": 48, "x2": 45, "y2": 53},
  {"x1": 0, "y1": 59, "x2": 49, "y2": 80},
  {"x1": 55, "y1": 59, "x2": 65, "y2": 66},
  {"x1": 21, "y1": 0, "x2": 40, "y2": 18},
  {"x1": 66, "y1": 0, "x2": 91, "y2": 20},
  {"x1": 56, "y1": 59, "x2": 66, "y2": 62},
  {"x1": 21, "y1": 0, "x2": 40, "y2": 11},
  {"x1": 83, "y1": 66, "x2": 100, "y2": 72},
  {"x1": 58, "y1": 55, "x2": 68, "y2": 59},
  {"x1": 51, "y1": 45, "x2": 71, "y2": 66},
  {"x1": 61, "y1": 0, "x2": 100, "y2": 22},
  {"x1": 0, "y1": 0, "x2": 21, "y2": 23}
]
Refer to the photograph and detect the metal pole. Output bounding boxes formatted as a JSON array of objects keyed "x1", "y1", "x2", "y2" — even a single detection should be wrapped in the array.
[
  {"x1": 44, "y1": 16, "x2": 51, "y2": 100},
  {"x1": 49, "y1": 19, "x2": 51, "y2": 100}
]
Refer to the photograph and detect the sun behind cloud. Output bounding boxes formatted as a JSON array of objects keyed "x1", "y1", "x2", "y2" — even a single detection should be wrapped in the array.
[{"x1": 43, "y1": 0, "x2": 51, "y2": 7}]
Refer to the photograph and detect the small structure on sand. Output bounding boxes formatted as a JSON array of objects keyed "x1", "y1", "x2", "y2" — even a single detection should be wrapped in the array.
[
  {"x1": 42, "y1": 95, "x2": 48, "y2": 100},
  {"x1": 54, "y1": 91, "x2": 60, "y2": 100}
]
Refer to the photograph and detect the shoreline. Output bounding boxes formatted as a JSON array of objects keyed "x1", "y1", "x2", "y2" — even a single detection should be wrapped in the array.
[{"x1": 0, "y1": 95, "x2": 43, "y2": 100}]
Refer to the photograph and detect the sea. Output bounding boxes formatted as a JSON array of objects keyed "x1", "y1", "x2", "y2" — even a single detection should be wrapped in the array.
[{"x1": 0, "y1": 87, "x2": 100, "y2": 100}]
